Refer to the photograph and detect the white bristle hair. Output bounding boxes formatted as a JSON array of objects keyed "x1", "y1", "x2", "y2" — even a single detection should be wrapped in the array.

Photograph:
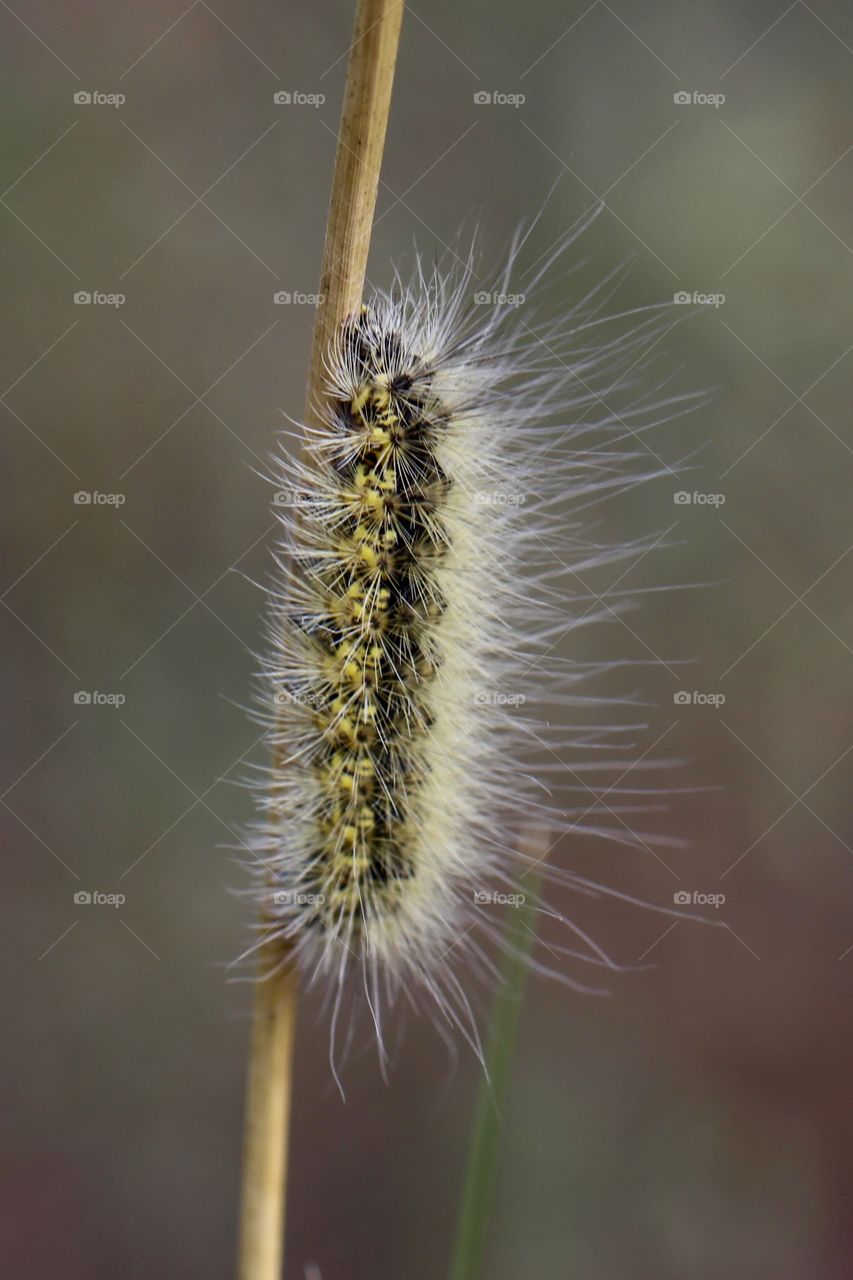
[{"x1": 242, "y1": 210, "x2": 699, "y2": 1071}]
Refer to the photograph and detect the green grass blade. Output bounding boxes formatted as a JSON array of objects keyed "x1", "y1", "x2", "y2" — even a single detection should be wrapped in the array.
[{"x1": 449, "y1": 879, "x2": 541, "y2": 1280}]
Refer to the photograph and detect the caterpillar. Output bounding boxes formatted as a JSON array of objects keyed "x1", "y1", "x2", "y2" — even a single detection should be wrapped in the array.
[{"x1": 246, "y1": 222, "x2": 697, "y2": 1067}]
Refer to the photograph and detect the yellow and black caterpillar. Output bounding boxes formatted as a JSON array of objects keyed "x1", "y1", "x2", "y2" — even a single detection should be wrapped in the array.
[
  {"x1": 247, "y1": 235, "x2": 698, "y2": 1062},
  {"x1": 290, "y1": 309, "x2": 450, "y2": 934}
]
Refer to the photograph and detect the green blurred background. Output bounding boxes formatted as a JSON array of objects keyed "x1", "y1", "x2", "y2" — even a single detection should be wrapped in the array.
[{"x1": 3, "y1": 1, "x2": 852, "y2": 1276}]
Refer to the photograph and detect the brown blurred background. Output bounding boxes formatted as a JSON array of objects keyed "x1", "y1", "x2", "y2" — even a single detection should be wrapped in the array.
[{"x1": 2, "y1": 1, "x2": 852, "y2": 1277}]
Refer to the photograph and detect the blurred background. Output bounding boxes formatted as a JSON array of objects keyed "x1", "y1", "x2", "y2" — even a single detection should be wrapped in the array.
[{"x1": 2, "y1": 1, "x2": 852, "y2": 1276}]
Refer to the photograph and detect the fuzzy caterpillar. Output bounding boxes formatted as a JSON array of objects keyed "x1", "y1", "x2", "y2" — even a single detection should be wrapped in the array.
[{"x1": 247, "y1": 227, "x2": 696, "y2": 1064}]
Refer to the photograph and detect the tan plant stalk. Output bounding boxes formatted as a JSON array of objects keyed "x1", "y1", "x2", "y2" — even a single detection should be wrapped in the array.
[{"x1": 237, "y1": 3, "x2": 405, "y2": 1279}]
